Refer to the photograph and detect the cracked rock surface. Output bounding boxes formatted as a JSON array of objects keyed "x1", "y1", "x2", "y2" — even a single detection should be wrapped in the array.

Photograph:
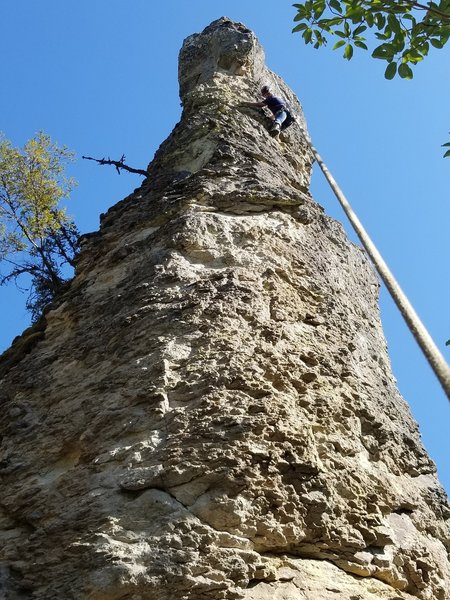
[{"x1": 1, "y1": 17, "x2": 449, "y2": 600}]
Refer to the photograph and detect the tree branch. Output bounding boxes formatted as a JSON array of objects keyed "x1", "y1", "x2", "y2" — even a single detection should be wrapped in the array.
[
  {"x1": 381, "y1": 0, "x2": 450, "y2": 20},
  {"x1": 82, "y1": 154, "x2": 148, "y2": 177},
  {"x1": 411, "y1": 1, "x2": 450, "y2": 20},
  {"x1": 0, "y1": 260, "x2": 40, "y2": 286}
]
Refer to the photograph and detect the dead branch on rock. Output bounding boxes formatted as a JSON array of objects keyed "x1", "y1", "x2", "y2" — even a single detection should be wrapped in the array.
[{"x1": 82, "y1": 154, "x2": 148, "y2": 177}]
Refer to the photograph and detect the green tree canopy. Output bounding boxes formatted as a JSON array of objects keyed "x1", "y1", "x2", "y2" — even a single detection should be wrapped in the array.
[
  {"x1": 292, "y1": 1, "x2": 450, "y2": 155},
  {"x1": 292, "y1": 0, "x2": 450, "y2": 79},
  {"x1": 0, "y1": 132, "x2": 79, "y2": 321}
]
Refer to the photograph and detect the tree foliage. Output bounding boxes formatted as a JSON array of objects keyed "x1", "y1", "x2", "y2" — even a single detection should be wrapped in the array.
[
  {"x1": 0, "y1": 132, "x2": 79, "y2": 321},
  {"x1": 292, "y1": 0, "x2": 450, "y2": 80},
  {"x1": 442, "y1": 134, "x2": 450, "y2": 157}
]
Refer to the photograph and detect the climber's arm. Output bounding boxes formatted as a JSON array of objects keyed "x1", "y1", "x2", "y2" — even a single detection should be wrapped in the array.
[{"x1": 242, "y1": 101, "x2": 265, "y2": 108}]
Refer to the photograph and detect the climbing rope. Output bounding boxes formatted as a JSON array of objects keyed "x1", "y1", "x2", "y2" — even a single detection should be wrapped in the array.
[{"x1": 302, "y1": 131, "x2": 450, "y2": 402}]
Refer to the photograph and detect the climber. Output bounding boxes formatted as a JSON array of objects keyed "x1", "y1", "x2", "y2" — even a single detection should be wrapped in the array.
[{"x1": 243, "y1": 86, "x2": 292, "y2": 137}]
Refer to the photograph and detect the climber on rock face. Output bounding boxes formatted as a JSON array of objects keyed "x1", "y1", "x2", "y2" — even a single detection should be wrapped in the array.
[{"x1": 243, "y1": 85, "x2": 288, "y2": 137}]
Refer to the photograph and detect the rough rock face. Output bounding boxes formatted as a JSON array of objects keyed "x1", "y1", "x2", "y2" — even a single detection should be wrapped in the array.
[{"x1": 1, "y1": 17, "x2": 449, "y2": 600}]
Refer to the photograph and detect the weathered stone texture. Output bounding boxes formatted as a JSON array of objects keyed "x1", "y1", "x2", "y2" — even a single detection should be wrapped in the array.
[{"x1": 0, "y1": 17, "x2": 449, "y2": 600}]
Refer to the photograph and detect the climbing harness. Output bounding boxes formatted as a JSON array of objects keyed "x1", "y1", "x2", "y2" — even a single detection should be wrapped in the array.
[{"x1": 300, "y1": 126, "x2": 450, "y2": 402}]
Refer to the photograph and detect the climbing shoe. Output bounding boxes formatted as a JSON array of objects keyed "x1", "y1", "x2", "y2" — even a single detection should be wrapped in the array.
[{"x1": 270, "y1": 122, "x2": 281, "y2": 137}]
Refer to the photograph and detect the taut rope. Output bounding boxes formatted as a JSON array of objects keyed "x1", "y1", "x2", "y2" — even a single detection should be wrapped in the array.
[{"x1": 302, "y1": 131, "x2": 450, "y2": 401}]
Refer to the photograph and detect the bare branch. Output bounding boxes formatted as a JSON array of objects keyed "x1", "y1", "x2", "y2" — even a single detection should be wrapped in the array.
[{"x1": 82, "y1": 154, "x2": 148, "y2": 177}]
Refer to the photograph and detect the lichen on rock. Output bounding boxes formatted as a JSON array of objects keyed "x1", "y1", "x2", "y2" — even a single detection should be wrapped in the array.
[{"x1": 0, "y1": 16, "x2": 449, "y2": 600}]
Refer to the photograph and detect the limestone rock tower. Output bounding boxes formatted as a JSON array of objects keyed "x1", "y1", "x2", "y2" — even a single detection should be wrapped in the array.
[{"x1": 1, "y1": 17, "x2": 449, "y2": 600}]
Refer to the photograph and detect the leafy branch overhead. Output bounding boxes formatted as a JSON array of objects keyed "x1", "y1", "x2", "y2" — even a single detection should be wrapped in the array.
[{"x1": 292, "y1": 0, "x2": 450, "y2": 80}]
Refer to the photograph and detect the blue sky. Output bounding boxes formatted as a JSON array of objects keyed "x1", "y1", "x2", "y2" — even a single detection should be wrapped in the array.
[{"x1": 1, "y1": 1, "x2": 449, "y2": 492}]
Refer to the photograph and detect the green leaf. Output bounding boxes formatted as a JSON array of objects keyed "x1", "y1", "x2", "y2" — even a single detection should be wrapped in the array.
[
  {"x1": 384, "y1": 62, "x2": 397, "y2": 79},
  {"x1": 366, "y1": 12, "x2": 374, "y2": 27},
  {"x1": 444, "y1": 150, "x2": 450, "y2": 158},
  {"x1": 418, "y1": 41, "x2": 429, "y2": 56},
  {"x1": 430, "y1": 38, "x2": 444, "y2": 48},
  {"x1": 441, "y1": 30, "x2": 450, "y2": 46},
  {"x1": 398, "y1": 62, "x2": 413, "y2": 79},
  {"x1": 346, "y1": 6, "x2": 365, "y2": 22},
  {"x1": 404, "y1": 49, "x2": 423, "y2": 62},
  {"x1": 317, "y1": 18, "x2": 339, "y2": 31},
  {"x1": 313, "y1": 0, "x2": 326, "y2": 18},
  {"x1": 372, "y1": 43, "x2": 395, "y2": 60},
  {"x1": 442, "y1": 142, "x2": 450, "y2": 147},
  {"x1": 329, "y1": 0, "x2": 342, "y2": 12},
  {"x1": 354, "y1": 40, "x2": 368, "y2": 49},
  {"x1": 304, "y1": 28, "x2": 313, "y2": 43},
  {"x1": 332, "y1": 39, "x2": 346, "y2": 49},
  {"x1": 313, "y1": 29, "x2": 326, "y2": 46},
  {"x1": 294, "y1": 5, "x2": 307, "y2": 19},
  {"x1": 292, "y1": 23, "x2": 308, "y2": 32},
  {"x1": 387, "y1": 14, "x2": 401, "y2": 34},
  {"x1": 353, "y1": 25, "x2": 367, "y2": 36},
  {"x1": 344, "y1": 43, "x2": 354, "y2": 59},
  {"x1": 376, "y1": 14, "x2": 386, "y2": 30}
]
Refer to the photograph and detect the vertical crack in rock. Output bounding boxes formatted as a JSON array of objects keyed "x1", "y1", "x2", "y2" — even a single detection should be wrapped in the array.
[{"x1": 0, "y1": 16, "x2": 449, "y2": 600}]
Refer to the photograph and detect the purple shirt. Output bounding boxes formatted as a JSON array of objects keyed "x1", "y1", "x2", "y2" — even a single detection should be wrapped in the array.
[{"x1": 263, "y1": 95, "x2": 285, "y2": 114}]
